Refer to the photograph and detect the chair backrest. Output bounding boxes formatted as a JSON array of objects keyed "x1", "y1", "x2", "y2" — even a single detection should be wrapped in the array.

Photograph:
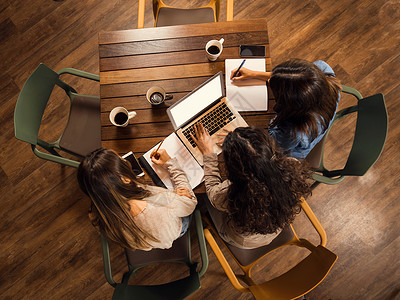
[
  {"x1": 14, "y1": 63, "x2": 73, "y2": 145},
  {"x1": 101, "y1": 209, "x2": 208, "y2": 299},
  {"x1": 14, "y1": 63, "x2": 100, "y2": 168},
  {"x1": 203, "y1": 198, "x2": 337, "y2": 299},
  {"x1": 335, "y1": 93, "x2": 388, "y2": 177},
  {"x1": 138, "y1": 0, "x2": 233, "y2": 28},
  {"x1": 305, "y1": 87, "x2": 388, "y2": 184}
]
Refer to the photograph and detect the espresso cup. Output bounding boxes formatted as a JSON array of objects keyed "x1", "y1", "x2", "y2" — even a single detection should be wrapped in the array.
[
  {"x1": 146, "y1": 86, "x2": 173, "y2": 105},
  {"x1": 109, "y1": 107, "x2": 137, "y2": 127},
  {"x1": 205, "y1": 38, "x2": 224, "y2": 61}
]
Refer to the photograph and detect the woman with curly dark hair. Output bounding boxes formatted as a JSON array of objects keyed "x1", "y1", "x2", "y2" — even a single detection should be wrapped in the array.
[{"x1": 192, "y1": 124, "x2": 311, "y2": 249}]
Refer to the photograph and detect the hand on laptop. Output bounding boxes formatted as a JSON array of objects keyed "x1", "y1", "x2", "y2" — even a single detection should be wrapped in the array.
[
  {"x1": 216, "y1": 129, "x2": 231, "y2": 146},
  {"x1": 191, "y1": 123, "x2": 214, "y2": 155}
]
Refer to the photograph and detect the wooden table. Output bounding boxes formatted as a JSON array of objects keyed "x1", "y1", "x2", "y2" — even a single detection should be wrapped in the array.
[{"x1": 99, "y1": 18, "x2": 275, "y2": 191}]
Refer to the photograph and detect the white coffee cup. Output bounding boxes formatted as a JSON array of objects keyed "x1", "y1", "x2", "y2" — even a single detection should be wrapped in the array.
[
  {"x1": 109, "y1": 107, "x2": 137, "y2": 127},
  {"x1": 205, "y1": 38, "x2": 224, "y2": 61},
  {"x1": 146, "y1": 86, "x2": 173, "y2": 105}
]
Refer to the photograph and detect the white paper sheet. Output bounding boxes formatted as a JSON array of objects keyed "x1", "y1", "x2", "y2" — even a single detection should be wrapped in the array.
[
  {"x1": 143, "y1": 133, "x2": 204, "y2": 190},
  {"x1": 225, "y1": 58, "x2": 268, "y2": 112}
]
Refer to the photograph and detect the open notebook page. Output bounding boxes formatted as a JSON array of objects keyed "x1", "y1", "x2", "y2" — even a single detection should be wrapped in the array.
[
  {"x1": 225, "y1": 58, "x2": 268, "y2": 111},
  {"x1": 142, "y1": 133, "x2": 204, "y2": 190}
]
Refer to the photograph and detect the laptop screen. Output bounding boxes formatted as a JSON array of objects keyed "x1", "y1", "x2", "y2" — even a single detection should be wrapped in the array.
[{"x1": 168, "y1": 73, "x2": 224, "y2": 129}]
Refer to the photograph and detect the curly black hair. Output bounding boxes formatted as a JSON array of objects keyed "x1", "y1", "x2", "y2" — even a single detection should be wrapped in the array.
[{"x1": 222, "y1": 127, "x2": 312, "y2": 235}]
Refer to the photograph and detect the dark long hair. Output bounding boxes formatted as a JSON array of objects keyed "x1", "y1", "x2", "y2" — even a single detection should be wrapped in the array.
[
  {"x1": 269, "y1": 59, "x2": 341, "y2": 139},
  {"x1": 222, "y1": 127, "x2": 312, "y2": 234},
  {"x1": 77, "y1": 148, "x2": 157, "y2": 249}
]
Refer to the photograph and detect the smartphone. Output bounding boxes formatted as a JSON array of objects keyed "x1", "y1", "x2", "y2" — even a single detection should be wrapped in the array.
[
  {"x1": 122, "y1": 151, "x2": 145, "y2": 177},
  {"x1": 239, "y1": 45, "x2": 266, "y2": 57}
]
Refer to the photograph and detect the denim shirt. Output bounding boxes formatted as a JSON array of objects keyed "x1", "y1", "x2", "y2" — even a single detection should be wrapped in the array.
[{"x1": 268, "y1": 60, "x2": 341, "y2": 159}]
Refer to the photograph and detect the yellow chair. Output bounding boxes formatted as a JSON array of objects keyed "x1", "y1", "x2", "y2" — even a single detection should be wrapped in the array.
[
  {"x1": 203, "y1": 198, "x2": 337, "y2": 300},
  {"x1": 137, "y1": 0, "x2": 234, "y2": 28}
]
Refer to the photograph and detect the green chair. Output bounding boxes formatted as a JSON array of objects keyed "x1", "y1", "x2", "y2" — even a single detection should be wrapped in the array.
[
  {"x1": 305, "y1": 85, "x2": 388, "y2": 185},
  {"x1": 14, "y1": 63, "x2": 101, "y2": 168},
  {"x1": 101, "y1": 209, "x2": 208, "y2": 300}
]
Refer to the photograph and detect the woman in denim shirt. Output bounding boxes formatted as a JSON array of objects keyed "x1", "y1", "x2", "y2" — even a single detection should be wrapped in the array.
[{"x1": 230, "y1": 59, "x2": 341, "y2": 159}]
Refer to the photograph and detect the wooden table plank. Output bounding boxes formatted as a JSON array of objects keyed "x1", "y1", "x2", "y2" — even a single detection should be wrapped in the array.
[
  {"x1": 101, "y1": 62, "x2": 225, "y2": 85},
  {"x1": 101, "y1": 114, "x2": 275, "y2": 142},
  {"x1": 101, "y1": 94, "x2": 275, "y2": 112},
  {"x1": 99, "y1": 19, "x2": 268, "y2": 44},
  {"x1": 99, "y1": 32, "x2": 268, "y2": 58},
  {"x1": 100, "y1": 46, "x2": 271, "y2": 71},
  {"x1": 100, "y1": 76, "x2": 215, "y2": 99}
]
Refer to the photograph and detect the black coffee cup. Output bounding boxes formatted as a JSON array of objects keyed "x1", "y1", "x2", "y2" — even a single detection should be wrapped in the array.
[{"x1": 109, "y1": 107, "x2": 137, "y2": 127}]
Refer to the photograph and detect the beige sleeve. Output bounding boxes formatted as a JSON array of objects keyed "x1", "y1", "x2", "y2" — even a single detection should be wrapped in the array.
[
  {"x1": 162, "y1": 157, "x2": 196, "y2": 200},
  {"x1": 203, "y1": 153, "x2": 230, "y2": 213}
]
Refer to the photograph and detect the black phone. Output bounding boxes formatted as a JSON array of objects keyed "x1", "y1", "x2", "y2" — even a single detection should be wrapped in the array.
[
  {"x1": 239, "y1": 45, "x2": 266, "y2": 57},
  {"x1": 122, "y1": 151, "x2": 145, "y2": 177}
]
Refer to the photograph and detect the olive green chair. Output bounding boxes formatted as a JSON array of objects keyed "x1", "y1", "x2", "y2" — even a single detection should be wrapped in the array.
[
  {"x1": 203, "y1": 197, "x2": 337, "y2": 300},
  {"x1": 14, "y1": 63, "x2": 101, "y2": 168},
  {"x1": 101, "y1": 209, "x2": 208, "y2": 300},
  {"x1": 305, "y1": 85, "x2": 388, "y2": 185}
]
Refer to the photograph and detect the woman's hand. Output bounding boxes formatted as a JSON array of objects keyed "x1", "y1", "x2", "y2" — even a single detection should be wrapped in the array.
[
  {"x1": 216, "y1": 129, "x2": 231, "y2": 146},
  {"x1": 173, "y1": 187, "x2": 191, "y2": 198},
  {"x1": 230, "y1": 67, "x2": 255, "y2": 81},
  {"x1": 191, "y1": 123, "x2": 214, "y2": 155},
  {"x1": 151, "y1": 148, "x2": 171, "y2": 165},
  {"x1": 231, "y1": 67, "x2": 272, "y2": 82}
]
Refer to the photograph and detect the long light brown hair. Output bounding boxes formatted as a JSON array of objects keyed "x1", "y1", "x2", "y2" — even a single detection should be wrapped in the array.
[
  {"x1": 77, "y1": 148, "x2": 158, "y2": 249},
  {"x1": 269, "y1": 59, "x2": 341, "y2": 139}
]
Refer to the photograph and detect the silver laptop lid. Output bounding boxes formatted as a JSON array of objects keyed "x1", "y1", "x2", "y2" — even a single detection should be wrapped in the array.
[{"x1": 167, "y1": 72, "x2": 225, "y2": 130}]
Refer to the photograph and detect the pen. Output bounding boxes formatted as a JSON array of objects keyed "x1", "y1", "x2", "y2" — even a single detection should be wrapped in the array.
[
  {"x1": 232, "y1": 59, "x2": 246, "y2": 78},
  {"x1": 151, "y1": 138, "x2": 165, "y2": 159}
]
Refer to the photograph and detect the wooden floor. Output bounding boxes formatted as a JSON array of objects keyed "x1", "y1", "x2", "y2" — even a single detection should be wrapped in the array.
[{"x1": 1, "y1": 0, "x2": 399, "y2": 299}]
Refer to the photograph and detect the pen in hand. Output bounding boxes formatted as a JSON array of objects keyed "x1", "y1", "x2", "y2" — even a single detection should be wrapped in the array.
[
  {"x1": 150, "y1": 138, "x2": 165, "y2": 160},
  {"x1": 231, "y1": 59, "x2": 246, "y2": 79}
]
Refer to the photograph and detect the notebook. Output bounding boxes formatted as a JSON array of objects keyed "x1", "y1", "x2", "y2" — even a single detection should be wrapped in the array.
[
  {"x1": 138, "y1": 133, "x2": 204, "y2": 190},
  {"x1": 166, "y1": 72, "x2": 248, "y2": 166},
  {"x1": 225, "y1": 58, "x2": 268, "y2": 112}
]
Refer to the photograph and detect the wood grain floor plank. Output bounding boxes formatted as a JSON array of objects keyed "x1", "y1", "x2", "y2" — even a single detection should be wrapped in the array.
[{"x1": 1, "y1": 0, "x2": 399, "y2": 299}]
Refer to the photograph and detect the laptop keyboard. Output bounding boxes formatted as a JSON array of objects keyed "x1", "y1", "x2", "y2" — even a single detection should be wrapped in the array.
[{"x1": 182, "y1": 102, "x2": 236, "y2": 148}]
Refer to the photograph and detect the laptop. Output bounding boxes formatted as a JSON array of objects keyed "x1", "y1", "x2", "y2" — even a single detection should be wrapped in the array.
[{"x1": 166, "y1": 72, "x2": 248, "y2": 165}]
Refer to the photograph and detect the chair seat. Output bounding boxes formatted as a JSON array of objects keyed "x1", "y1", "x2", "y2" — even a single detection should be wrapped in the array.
[
  {"x1": 59, "y1": 95, "x2": 101, "y2": 157},
  {"x1": 225, "y1": 226, "x2": 295, "y2": 266},
  {"x1": 156, "y1": 7, "x2": 216, "y2": 27},
  {"x1": 125, "y1": 230, "x2": 190, "y2": 268},
  {"x1": 113, "y1": 264, "x2": 200, "y2": 300},
  {"x1": 249, "y1": 245, "x2": 337, "y2": 300}
]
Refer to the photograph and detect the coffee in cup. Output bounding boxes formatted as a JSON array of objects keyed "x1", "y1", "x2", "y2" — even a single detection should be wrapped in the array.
[
  {"x1": 205, "y1": 38, "x2": 224, "y2": 61},
  {"x1": 109, "y1": 107, "x2": 137, "y2": 127},
  {"x1": 146, "y1": 86, "x2": 173, "y2": 105}
]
